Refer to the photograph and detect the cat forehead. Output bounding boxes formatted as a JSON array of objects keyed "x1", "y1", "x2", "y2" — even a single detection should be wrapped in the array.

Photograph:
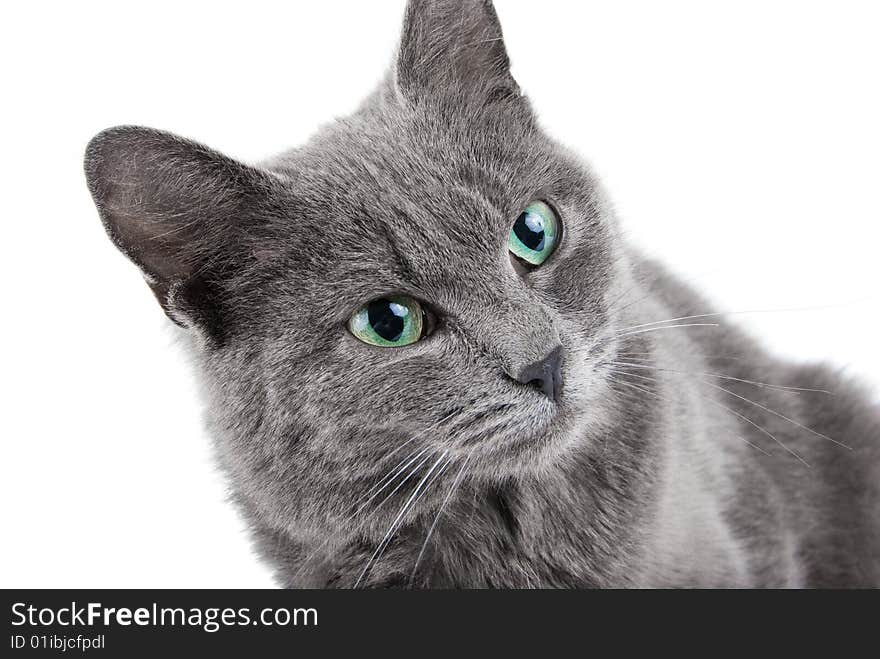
[
  {"x1": 267, "y1": 168, "x2": 505, "y2": 287},
  {"x1": 270, "y1": 110, "x2": 545, "y2": 227},
  {"x1": 249, "y1": 165, "x2": 516, "y2": 311},
  {"x1": 252, "y1": 106, "x2": 579, "y2": 296}
]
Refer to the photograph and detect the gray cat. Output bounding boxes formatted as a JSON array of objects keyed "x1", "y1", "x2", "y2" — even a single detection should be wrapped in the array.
[{"x1": 84, "y1": 0, "x2": 879, "y2": 587}]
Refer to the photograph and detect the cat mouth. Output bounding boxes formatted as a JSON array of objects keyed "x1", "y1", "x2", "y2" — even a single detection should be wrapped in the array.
[
  {"x1": 470, "y1": 359, "x2": 601, "y2": 462},
  {"x1": 424, "y1": 359, "x2": 582, "y2": 463},
  {"x1": 440, "y1": 394, "x2": 563, "y2": 457}
]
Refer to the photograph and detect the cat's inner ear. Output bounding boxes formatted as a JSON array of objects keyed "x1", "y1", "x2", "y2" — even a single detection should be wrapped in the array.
[
  {"x1": 84, "y1": 126, "x2": 268, "y2": 338},
  {"x1": 394, "y1": 0, "x2": 519, "y2": 102}
]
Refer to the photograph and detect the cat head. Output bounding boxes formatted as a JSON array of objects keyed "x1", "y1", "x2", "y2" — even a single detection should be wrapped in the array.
[{"x1": 85, "y1": 0, "x2": 626, "y2": 549}]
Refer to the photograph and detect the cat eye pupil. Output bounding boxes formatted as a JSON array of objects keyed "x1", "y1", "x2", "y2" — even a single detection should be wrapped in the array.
[
  {"x1": 348, "y1": 295, "x2": 425, "y2": 347},
  {"x1": 368, "y1": 299, "x2": 407, "y2": 342},
  {"x1": 513, "y1": 211, "x2": 546, "y2": 251},
  {"x1": 508, "y1": 200, "x2": 560, "y2": 267}
]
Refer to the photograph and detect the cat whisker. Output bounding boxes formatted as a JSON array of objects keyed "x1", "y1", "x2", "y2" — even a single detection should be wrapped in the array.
[
  {"x1": 602, "y1": 267, "x2": 665, "y2": 318},
  {"x1": 605, "y1": 275, "x2": 672, "y2": 317},
  {"x1": 700, "y1": 394, "x2": 809, "y2": 466},
  {"x1": 361, "y1": 411, "x2": 457, "y2": 500},
  {"x1": 446, "y1": 408, "x2": 521, "y2": 444},
  {"x1": 614, "y1": 301, "x2": 875, "y2": 334},
  {"x1": 291, "y1": 417, "x2": 455, "y2": 581},
  {"x1": 463, "y1": 36, "x2": 504, "y2": 47},
  {"x1": 610, "y1": 359, "x2": 834, "y2": 395},
  {"x1": 289, "y1": 448, "x2": 438, "y2": 584},
  {"x1": 704, "y1": 380, "x2": 851, "y2": 450},
  {"x1": 355, "y1": 451, "x2": 450, "y2": 588},
  {"x1": 357, "y1": 446, "x2": 435, "y2": 510},
  {"x1": 618, "y1": 381, "x2": 772, "y2": 458},
  {"x1": 611, "y1": 375, "x2": 771, "y2": 457},
  {"x1": 617, "y1": 309, "x2": 801, "y2": 333},
  {"x1": 617, "y1": 350, "x2": 745, "y2": 362},
  {"x1": 612, "y1": 322, "x2": 720, "y2": 338},
  {"x1": 369, "y1": 452, "x2": 444, "y2": 515},
  {"x1": 409, "y1": 451, "x2": 474, "y2": 586},
  {"x1": 445, "y1": 403, "x2": 513, "y2": 435},
  {"x1": 610, "y1": 363, "x2": 819, "y2": 466},
  {"x1": 290, "y1": 410, "x2": 463, "y2": 584},
  {"x1": 607, "y1": 369, "x2": 783, "y2": 461}
]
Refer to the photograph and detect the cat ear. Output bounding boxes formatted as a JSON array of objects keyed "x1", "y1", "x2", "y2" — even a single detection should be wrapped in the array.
[
  {"x1": 394, "y1": 0, "x2": 519, "y2": 102},
  {"x1": 84, "y1": 126, "x2": 269, "y2": 340}
]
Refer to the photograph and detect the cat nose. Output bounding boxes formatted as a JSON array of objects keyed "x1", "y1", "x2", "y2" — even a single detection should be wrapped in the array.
[{"x1": 506, "y1": 345, "x2": 564, "y2": 402}]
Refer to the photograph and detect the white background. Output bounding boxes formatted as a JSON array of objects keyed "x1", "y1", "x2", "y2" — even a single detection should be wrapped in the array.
[{"x1": 1, "y1": 1, "x2": 878, "y2": 588}]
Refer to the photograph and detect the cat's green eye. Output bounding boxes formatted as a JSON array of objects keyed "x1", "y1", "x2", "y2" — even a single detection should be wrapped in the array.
[
  {"x1": 348, "y1": 296, "x2": 425, "y2": 347},
  {"x1": 508, "y1": 200, "x2": 560, "y2": 266}
]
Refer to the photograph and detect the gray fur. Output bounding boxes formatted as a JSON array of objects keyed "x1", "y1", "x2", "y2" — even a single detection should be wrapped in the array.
[{"x1": 84, "y1": 0, "x2": 879, "y2": 588}]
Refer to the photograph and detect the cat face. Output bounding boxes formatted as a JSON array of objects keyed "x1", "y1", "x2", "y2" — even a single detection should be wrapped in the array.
[{"x1": 85, "y1": 0, "x2": 622, "y2": 539}]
